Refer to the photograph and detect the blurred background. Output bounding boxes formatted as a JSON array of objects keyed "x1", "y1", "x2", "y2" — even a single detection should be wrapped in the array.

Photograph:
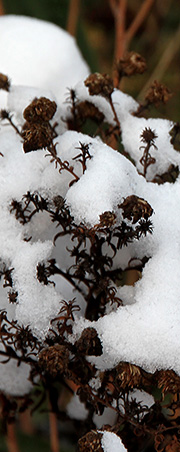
[{"x1": 0, "y1": 0, "x2": 180, "y2": 121}]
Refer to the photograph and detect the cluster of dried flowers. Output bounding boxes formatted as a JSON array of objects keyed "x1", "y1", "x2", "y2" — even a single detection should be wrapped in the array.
[{"x1": 0, "y1": 50, "x2": 179, "y2": 452}]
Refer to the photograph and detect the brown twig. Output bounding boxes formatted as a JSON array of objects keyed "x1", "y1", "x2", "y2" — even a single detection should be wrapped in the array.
[
  {"x1": 6, "y1": 422, "x2": 20, "y2": 452},
  {"x1": 66, "y1": 0, "x2": 81, "y2": 36},
  {"x1": 110, "y1": 0, "x2": 127, "y2": 86},
  {"x1": 125, "y1": 0, "x2": 155, "y2": 45},
  {"x1": 48, "y1": 396, "x2": 60, "y2": 452}
]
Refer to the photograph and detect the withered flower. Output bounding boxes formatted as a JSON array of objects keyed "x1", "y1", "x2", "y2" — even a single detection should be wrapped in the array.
[
  {"x1": 116, "y1": 51, "x2": 147, "y2": 79},
  {"x1": 0, "y1": 73, "x2": 10, "y2": 91},
  {"x1": 98, "y1": 211, "x2": 117, "y2": 228},
  {"x1": 78, "y1": 430, "x2": 103, "y2": 452},
  {"x1": 157, "y1": 369, "x2": 180, "y2": 395},
  {"x1": 76, "y1": 100, "x2": 105, "y2": 124},
  {"x1": 145, "y1": 80, "x2": 172, "y2": 107},
  {"x1": 119, "y1": 195, "x2": 153, "y2": 224},
  {"x1": 114, "y1": 362, "x2": 142, "y2": 389},
  {"x1": 38, "y1": 344, "x2": 69, "y2": 378},
  {"x1": 23, "y1": 97, "x2": 57, "y2": 123},
  {"x1": 75, "y1": 327, "x2": 102, "y2": 356},
  {"x1": 84, "y1": 73, "x2": 114, "y2": 99},
  {"x1": 22, "y1": 122, "x2": 53, "y2": 153}
]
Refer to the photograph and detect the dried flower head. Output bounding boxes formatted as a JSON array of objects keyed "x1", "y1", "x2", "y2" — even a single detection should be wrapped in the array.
[
  {"x1": 157, "y1": 370, "x2": 180, "y2": 395},
  {"x1": 84, "y1": 73, "x2": 114, "y2": 99},
  {"x1": 119, "y1": 195, "x2": 153, "y2": 224},
  {"x1": 76, "y1": 100, "x2": 105, "y2": 124},
  {"x1": 114, "y1": 362, "x2": 142, "y2": 389},
  {"x1": 38, "y1": 345, "x2": 69, "y2": 378},
  {"x1": 98, "y1": 211, "x2": 117, "y2": 228},
  {"x1": 116, "y1": 51, "x2": 147, "y2": 78},
  {"x1": 75, "y1": 327, "x2": 102, "y2": 356},
  {"x1": 0, "y1": 73, "x2": 10, "y2": 91},
  {"x1": 78, "y1": 430, "x2": 103, "y2": 452},
  {"x1": 22, "y1": 122, "x2": 53, "y2": 153},
  {"x1": 23, "y1": 97, "x2": 57, "y2": 123},
  {"x1": 145, "y1": 80, "x2": 172, "y2": 106}
]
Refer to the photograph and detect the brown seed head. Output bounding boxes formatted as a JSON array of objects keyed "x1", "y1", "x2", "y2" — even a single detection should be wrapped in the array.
[
  {"x1": 22, "y1": 121, "x2": 53, "y2": 153},
  {"x1": 99, "y1": 211, "x2": 117, "y2": 227},
  {"x1": 115, "y1": 362, "x2": 142, "y2": 389},
  {"x1": 119, "y1": 195, "x2": 153, "y2": 224},
  {"x1": 78, "y1": 430, "x2": 103, "y2": 452},
  {"x1": 38, "y1": 344, "x2": 69, "y2": 378},
  {"x1": 145, "y1": 80, "x2": 172, "y2": 107},
  {"x1": 75, "y1": 327, "x2": 102, "y2": 356},
  {"x1": 76, "y1": 100, "x2": 105, "y2": 124},
  {"x1": 116, "y1": 52, "x2": 147, "y2": 78},
  {"x1": 84, "y1": 73, "x2": 114, "y2": 99},
  {"x1": 157, "y1": 369, "x2": 180, "y2": 395},
  {"x1": 23, "y1": 97, "x2": 57, "y2": 123},
  {"x1": 0, "y1": 73, "x2": 10, "y2": 91}
]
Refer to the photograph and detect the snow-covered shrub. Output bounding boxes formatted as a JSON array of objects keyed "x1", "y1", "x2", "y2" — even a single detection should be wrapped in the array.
[{"x1": 1, "y1": 14, "x2": 180, "y2": 452}]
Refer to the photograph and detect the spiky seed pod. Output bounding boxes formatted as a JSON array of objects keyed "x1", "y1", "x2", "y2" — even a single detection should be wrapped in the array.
[
  {"x1": 75, "y1": 327, "x2": 102, "y2": 356},
  {"x1": 116, "y1": 51, "x2": 147, "y2": 78},
  {"x1": 84, "y1": 73, "x2": 114, "y2": 99},
  {"x1": 23, "y1": 97, "x2": 57, "y2": 123},
  {"x1": 78, "y1": 430, "x2": 103, "y2": 452},
  {"x1": 38, "y1": 344, "x2": 69, "y2": 378}
]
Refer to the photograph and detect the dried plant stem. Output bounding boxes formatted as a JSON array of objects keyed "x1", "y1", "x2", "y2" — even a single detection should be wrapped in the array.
[
  {"x1": 48, "y1": 397, "x2": 60, "y2": 452},
  {"x1": 6, "y1": 422, "x2": 20, "y2": 452},
  {"x1": 66, "y1": 0, "x2": 81, "y2": 36},
  {"x1": 0, "y1": 0, "x2": 4, "y2": 15},
  {"x1": 125, "y1": 0, "x2": 155, "y2": 45}
]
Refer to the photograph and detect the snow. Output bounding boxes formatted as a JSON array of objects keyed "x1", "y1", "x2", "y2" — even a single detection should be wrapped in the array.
[
  {"x1": 0, "y1": 14, "x2": 180, "y2": 400},
  {"x1": 101, "y1": 432, "x2": 127, "y2": 452}
]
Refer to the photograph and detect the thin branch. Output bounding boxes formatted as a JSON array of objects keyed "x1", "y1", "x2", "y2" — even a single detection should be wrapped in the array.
[
  {"x1": 48, "y1": 395, "x2": 60, "y2": 452},
  {"x1": 125, "y1": 0, "x2": 155, "y2": 45},
  {"x1": 66, "y1": 0, "x2": 81, "y2": 36},
  {"x1": 6, "y1": 422, "x2": 20, "y2": 452}
]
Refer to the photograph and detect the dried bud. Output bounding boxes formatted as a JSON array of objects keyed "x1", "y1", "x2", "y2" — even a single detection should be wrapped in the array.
[
  {"x1": 76, "y1": 101, "x2": 105, "y2": 124},
  {"x1": 38, "y1": 345, "x2": 69, "y2": 378},
  {"x1": 145, "y1": 80, "x2": 172, "y2": 106},
  {"x1": 98, "y1": 211, "x2": 117, "y2": 228},
  {"x1": 157, "y1": 370, "x2": 180, "y2": 395},
  {"x1": 0, "y1": 73, "x2": 10, "y2": 91},
  {"x1": 22, "y1": 122, "x2": 53, "y2": 153},
  {"x1": 75, "y1": 327, "x2": 102, "y2": 356},
  {"x1": 23, "y1": 97, "x2": 57, "y2": 123},
  {"x1": 114, "y1": 362, "x2": 142, "y2": 389},
  {"x1": 78, "y1": 430, "x2": 103, "y2": 452},
  {"x1": 119, "y1": 195, "x2": 153, "y2": 224},
  {"x1": 84, "y1": 73, "x2": 114, "y2": 99},
  {"x1": 169, "y1": 122, "x2": 180, "y2": 152},
  {"x1": 116, "y1": 52, "x2": 147, "y2": 78}
]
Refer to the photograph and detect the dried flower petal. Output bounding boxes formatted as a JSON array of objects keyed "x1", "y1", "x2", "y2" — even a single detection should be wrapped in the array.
[
  {"x1": 145, "y1": 80, "x2": 172, "y2": 107},
  {"x1": 23, "y1": 97, "x2": 57, "y2": 123},
  {"x1": 116, "y1": 52, "x2": 147, "y2": 78},
  {"x1": 78, "y1": 430, "x2": 103, "y2": 452}
]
